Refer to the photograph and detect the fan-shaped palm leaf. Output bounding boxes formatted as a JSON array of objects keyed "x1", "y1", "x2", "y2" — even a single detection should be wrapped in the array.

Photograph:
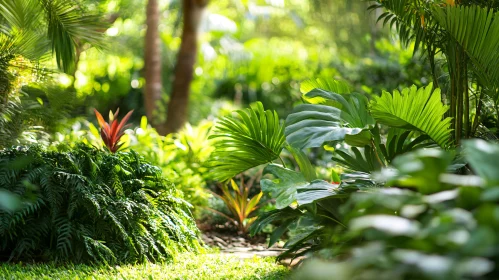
[
  {"x1": 300, "y1": 78, "x2": 351, "y2": 95},
  {"x1": 332, "y1": 146, "x2": 382, "y2": 173},
  {"x1": 370, "y1": 83, "x2": 452, "y2": 148},
  {"x1": 208, "y1": 102, "x2": 285, "y2": 182},
  {"x1": 433, "y1": 6, "x2": 499, "y2": 90}
]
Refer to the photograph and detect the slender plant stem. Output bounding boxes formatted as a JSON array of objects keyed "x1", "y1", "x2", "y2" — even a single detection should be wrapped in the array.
[
  {"x1": 447, "y1": 48, "x2": 456, "y2": 142},
  {"x1": 455, "y1": 44, "x2": 463, "y2": 145},
  {"x1": 463, "y1": 53, "x2": 470, "y2": 138},
  {"x1": 472, "y1": 87, "x2": 483, "y2": 135},
  {"x1": 428, "y1": 45, "x2": 440, "y2": 90},
  {"x1": 278, "y1": 156, "x2": 287, "y2": 168},
  {"x1": 370, "y1": 139, "x2": 385, "y2": 168}
]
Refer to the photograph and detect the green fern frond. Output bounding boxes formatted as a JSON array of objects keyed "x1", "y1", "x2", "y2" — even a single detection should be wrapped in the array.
[{"x1": 0, "y1": 145, "x2": 202, "y2": 264}]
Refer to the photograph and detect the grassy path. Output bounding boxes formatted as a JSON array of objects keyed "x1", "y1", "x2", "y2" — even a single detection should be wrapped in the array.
[{"x1": 0, "y1": 253, "x2": 290, "y2": 280}]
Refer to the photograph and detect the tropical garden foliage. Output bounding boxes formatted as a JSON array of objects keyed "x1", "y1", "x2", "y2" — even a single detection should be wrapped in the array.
[
  {"x1": 0, "y1": 144, "x2": 201, "y2": 264},
  {"x1": 2, "y1": 0, "x2": 499, "y2": 279}
]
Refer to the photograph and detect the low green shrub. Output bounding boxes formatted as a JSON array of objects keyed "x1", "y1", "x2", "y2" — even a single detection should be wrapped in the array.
[
  {"x1": 0, "y1": 145, "x2": 202, "y2": 264},
  {"x1": 52, "y1": 118, "x2": 214, "y2": 215},
  {"x1": 207, "y1": 78, "x2": 499, "y2": 279},
  {"x1": 208, "y1": 80, "x2": 448, "y2": 259},
  {"x1": 295, "y1": 140, "x2": 499, "y2": 280}
]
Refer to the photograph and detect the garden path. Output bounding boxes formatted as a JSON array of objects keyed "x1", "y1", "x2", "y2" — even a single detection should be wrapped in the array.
[{"x1": 202, "y1": 232, "x2": 302, "y2": 266}]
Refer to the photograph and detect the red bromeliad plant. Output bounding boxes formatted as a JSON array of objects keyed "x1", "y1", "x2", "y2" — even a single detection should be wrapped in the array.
[{"x1": 93, "y1": 108, "x2": 134, "y2": 153}]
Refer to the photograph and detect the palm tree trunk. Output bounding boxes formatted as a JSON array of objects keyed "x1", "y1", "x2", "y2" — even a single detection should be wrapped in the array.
[
  {"x1": 144, "y1": 0, "x2": 162, "y2": 127},
  {"x1": 163, "y1": 0, "x2": 208, "y2": 134}
]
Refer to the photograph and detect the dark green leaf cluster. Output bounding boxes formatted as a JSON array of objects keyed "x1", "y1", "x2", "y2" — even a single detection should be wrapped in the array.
[
  {"x1": 0, "y1": 144, "x2": 202, "y2": 264},
  {"x1": 296, "y1": 140, "x2": 499, "y2": 280}
]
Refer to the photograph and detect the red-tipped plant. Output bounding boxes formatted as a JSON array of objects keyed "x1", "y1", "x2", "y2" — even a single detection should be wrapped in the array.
[{"x1": 93, "y1": 108, "x2": 134, "y2": 153}]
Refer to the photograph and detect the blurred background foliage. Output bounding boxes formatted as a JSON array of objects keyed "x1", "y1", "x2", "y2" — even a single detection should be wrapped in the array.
[
  {"x1": 3, "y1": 1, "x2": 499, "y2": 275},
  {"x1": 0, "y1": 0, "x2": 432, "y2": 223},
  {"x1": 61, "y1": 0, "x2": 430, "y2": 123}
]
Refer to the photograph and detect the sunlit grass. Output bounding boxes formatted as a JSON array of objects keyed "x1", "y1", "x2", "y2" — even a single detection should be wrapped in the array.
[{"x1": 0, "y1": 253, "x2": 290, "y2": 280}]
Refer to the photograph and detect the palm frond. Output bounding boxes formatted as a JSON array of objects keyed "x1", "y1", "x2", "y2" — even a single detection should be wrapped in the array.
[
  {"x1": 369, "y1": 0, "x2": 435, "y2": 54},
  {"x1": 379, "y1": 129, "x2": 435, "y2": 163},
  {"x1": 369, "y1": 83, "x2": 453, "y2": 148},
  {"x1": 433, "y1": 5, "x2": 499, "y2": 90},
  {"x1": 300, "y1": 78, "x2": 351, "y2": 94},
  {"x1": 332, "y1": 146, "x2": 381, "y2": 173},
  {"x1": 41, "y1": 0, "x2": 104, "y2": 73},
  {"x1": 0, "y1": 0, "x2": 43, "y2": 30},
  {"x1": 208, "y1": 102, "x2": 285, "y2": 182},
  {"x1": 0, "y1": 0, "x2": 50, "y2": 60}
]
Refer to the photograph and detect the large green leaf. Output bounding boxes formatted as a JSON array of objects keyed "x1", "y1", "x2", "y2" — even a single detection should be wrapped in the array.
[
  {"x1": 463, "y1": 139, "x2": 499, "y2": 187},
  {"x1": 261, "y1": 164, "x2": 340, "y2": 209},
  {"x1": 286, "y1": 82, "x2": 375, "y2": 149},
  {"x1": 370, "y1": 83, "x2": 452, "y2": 148},
  {"x1": 433, "y1": 6, "x2": 499, "y2": 90},
  {"x1": 208, "y1": 102, "x2": 285, "y2": 182},
  {"x1": 390, "y1": 149, "x2": 454, "y2": 194},
  {"x1": 260, "y1": 164, "x2": 305, "y2": 209}
]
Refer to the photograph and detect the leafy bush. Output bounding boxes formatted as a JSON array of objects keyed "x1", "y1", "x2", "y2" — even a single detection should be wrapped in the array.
[
  {"x1": 128, "y1": 118, "x2": 214, "y2": 213},
  {"x1": 51, "y1": 118, "x2": 214, "y2": 214},
  {"x1": 209, "y1": 79, "x2": 452, "y2": 259},
  {"x1": 208, "y1": 77, "x2": 499, "y2": 279},
  {"x1": 0, "y1": 145, "x2": 202, "y2": 264},
  {"x1": 295, "y1": 140, "x2": 499, "y2": 280}
]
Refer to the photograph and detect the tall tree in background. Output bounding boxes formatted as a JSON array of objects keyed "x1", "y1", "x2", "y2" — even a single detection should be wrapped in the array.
[
  {"x1": 144, "y1": 0, "x2": 162, "y2": 128},
  {"x1": 164, "y1": 0, "x2": 209, "y2": 134}
]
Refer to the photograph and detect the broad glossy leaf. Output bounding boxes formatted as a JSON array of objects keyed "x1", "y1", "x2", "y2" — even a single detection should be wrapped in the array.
[
  {"x1": 350, "y1": 215, "x2": 420, "y2": 236},
  {"x1": 463, "y1": 139, "x2": 499, "y2": 186},
  {"x1": 296, "y1": 180, "x2": 340, "y2": 205},
  {"x1": 391, "y1": 149, "x2": 453, "y2": 194},
  {"x1": 260, "y1": 164, "x2": 306, "y2": 209},
  {"x1": 285, "y1": 88, "x2": 374, "y2": 149},
  {"x1": 261, "y1": 164, "x2": 341, "y2": 208}
]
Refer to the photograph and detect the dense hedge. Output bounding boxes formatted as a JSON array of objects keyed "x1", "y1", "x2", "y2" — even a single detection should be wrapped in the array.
[{"x1": 0, "y1": 145, "x2": 202, "y2": 264}]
